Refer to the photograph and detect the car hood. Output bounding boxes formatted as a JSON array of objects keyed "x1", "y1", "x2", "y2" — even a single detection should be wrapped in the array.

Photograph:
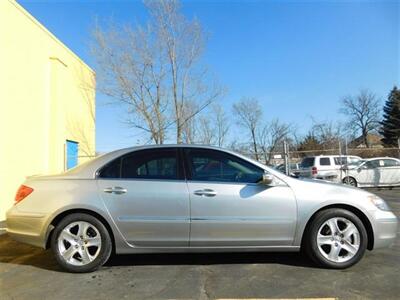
[{"x1": 286, "y1": 176, "x2": 374, "y2": 206}]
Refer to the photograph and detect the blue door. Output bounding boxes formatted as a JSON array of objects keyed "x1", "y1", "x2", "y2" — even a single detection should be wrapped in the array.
[{"x1": 66, "y1": 140, "x2": 79, "y2": 169}]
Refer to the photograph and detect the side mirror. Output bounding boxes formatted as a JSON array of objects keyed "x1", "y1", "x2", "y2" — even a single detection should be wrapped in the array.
[{"x1": 259, "y1": 173, "x2": 274, "y2": 185}]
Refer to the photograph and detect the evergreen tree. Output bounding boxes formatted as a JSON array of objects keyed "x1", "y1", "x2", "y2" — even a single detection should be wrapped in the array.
[
  {"x1": 297, "y1": 133, "x2": 323, "y2": 153},
  {"x1": 380, "y1": 86, "x2": 400, "y2": 147}
]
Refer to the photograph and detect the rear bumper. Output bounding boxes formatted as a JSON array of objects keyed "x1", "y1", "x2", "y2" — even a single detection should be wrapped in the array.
[
  {"x1": 371, "y1": 210, "x2": 398, "y2": 249},
  {"x1": 6, "y1": 206, "x2": 48, "y2": 248}
]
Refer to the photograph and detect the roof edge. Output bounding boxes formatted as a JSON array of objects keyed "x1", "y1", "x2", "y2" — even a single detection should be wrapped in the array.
[{"x1": 11, "y1": 0, "x2": 94, "y2": 73}]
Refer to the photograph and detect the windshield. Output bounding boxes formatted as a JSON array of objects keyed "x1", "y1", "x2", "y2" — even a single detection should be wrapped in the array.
[{"x1": 348, "y1": 159, "x2": 365, "y2": 166}]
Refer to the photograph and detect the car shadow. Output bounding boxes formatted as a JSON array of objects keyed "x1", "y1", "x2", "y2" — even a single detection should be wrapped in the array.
[
  {"x1": 0, "y1": 234, "x2": 316, "y2": 272},
  {"x1": 106, "y1": 251, "x2": 315, "y2": 268}
]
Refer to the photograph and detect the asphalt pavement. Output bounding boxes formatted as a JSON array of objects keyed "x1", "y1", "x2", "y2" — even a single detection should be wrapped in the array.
[{"x1": 0, "y1": 188, "x2": 399, "y2": 300}]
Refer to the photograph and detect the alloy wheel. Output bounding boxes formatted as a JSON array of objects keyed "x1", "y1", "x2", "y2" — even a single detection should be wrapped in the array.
[
  {"x1": 344, "y1": 177, "x2": 357, "y2": 186},
  {"x1": 317, "y1": 217, "x2": 360, "y2": 263},
  {"x1": 57, "y1": 221, "x2": 102, "y2": 266}
]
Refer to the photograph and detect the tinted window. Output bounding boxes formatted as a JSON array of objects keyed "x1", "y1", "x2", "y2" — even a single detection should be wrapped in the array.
[
  {"x1": 185, "y1": 149, "x2": 264, "y2": 183},
  {"x1": 121, "y1": 149, "x2": 178, "y2": 179},
  {"x1": 99, "y1": 148, "x2": 179, "y2": 180},
  {"x1": 99, "y1": 159, "x2": 121, "y2": 178},
  {"x1": 320, "y1": 157, "x2": 331, "y2": 166},
  {"x1": 383, "y1": 159, "x2": 400, "y2": 167},
  {"x1": 364, "y1": 160, "x2": 381, "y2": 169},
  {"x1": 300, "y1": 157, "x2": 315, "y2": 168}
]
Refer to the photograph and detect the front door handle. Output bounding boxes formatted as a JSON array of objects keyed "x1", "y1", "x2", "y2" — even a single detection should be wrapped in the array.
[
  {"x1": 103, "y1": 186, "x2": 127, "y2": 195},
  {"x1": 194, "y1": 189, "x2": 217, "y2": 197}
]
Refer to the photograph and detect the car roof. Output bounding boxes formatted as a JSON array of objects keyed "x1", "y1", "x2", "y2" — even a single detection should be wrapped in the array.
[
  {"x1": 364, "y1": 157, "x2": 400, "y2": 161},
  {"x1": 302, "y1": 155, "x2": 361, "y2": 158},
  {"x1": 61, "y1": 144, "x2": 286, "y2": 180}
]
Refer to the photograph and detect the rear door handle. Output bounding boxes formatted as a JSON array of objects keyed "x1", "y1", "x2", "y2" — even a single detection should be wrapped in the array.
[
  {"x1": 194, "y1": 189, "x2": 217, "y2": 197},
  {"x1": 103, "y1": 186, "x2": 127, "y2": 195}
]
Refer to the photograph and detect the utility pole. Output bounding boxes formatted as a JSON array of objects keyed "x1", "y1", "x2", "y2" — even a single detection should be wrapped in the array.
[
  {"x1": 283, "y1": 140, "x2": 289, "y2": 176},
  {"x1": 339, "y1": 139, "x2": 343, "y2": 181},
  {"x1": 398, "y1": 137, "x2": 400, "y2": 159}
]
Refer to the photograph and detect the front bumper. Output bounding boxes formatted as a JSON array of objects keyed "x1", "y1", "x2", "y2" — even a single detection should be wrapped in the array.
[
  {"x1": 6, "y1": 206, "x2": 48, "y2": 248},
  {"x1": 371, "y1": 209, "x2": 398, "y2": 249}
]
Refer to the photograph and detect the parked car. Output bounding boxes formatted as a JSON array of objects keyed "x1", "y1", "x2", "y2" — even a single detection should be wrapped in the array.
[
  {"x1": 294, "y1": 155, "x2": 362, "y2": 181},
  {"x1": 6, "y1": 145, "x2": 397, "y2": 272},
  {"x1": 342, "y1": 157, "x2": 400, "y2": 187},
  {"x1": 274, "y1": 162, "x2": 300, "y2": 174}
]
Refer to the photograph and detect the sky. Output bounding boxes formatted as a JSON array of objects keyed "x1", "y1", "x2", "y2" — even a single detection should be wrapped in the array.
[{"x1": 19, "y1": 0, "x2": 400, "y2": 152}]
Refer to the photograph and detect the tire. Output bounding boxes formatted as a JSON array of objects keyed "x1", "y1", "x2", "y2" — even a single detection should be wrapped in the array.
[
  {"x1": 51, "y1": 213, "x2": 112, "y2": 273},
  {"x1": 304, "y1": 208, "x2": 368, "y2": 269},
  {"x1": 343, "y1": 176, "x2": 357, "y2": 187}
]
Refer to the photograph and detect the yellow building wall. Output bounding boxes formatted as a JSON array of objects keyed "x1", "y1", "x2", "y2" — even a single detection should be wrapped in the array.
[{"x1": 0, "y1": 0, "x2": 96, "y2": 221}]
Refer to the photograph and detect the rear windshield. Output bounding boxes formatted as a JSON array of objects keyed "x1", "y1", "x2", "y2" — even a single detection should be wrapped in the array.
[{"x1": 300, "y1": 157, "x2": 315, "y2": 168}]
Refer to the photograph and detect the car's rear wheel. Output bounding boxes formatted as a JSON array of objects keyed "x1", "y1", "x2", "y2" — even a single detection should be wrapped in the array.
[
  {"x1": 51, "y1": 213, "x2": 112, "y2": 273},
  {"x1": 343, "y1": 176, "x2": 357, "y2": 187},
  {"x1": 305, "y1": 208, "x2": 367, "y2": 269}
]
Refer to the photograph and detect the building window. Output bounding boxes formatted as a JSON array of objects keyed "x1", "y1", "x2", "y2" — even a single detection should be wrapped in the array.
[{"x1": 66, "y1": 140, "x2": 79, "y2": 169}]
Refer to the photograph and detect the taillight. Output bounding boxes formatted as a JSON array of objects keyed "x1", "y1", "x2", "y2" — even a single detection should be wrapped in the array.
[
  {"x1": 15, "y1": 185, "x2": 34, "y2": 204},
  {"x1": 311, "y1": 167, "x2": 318, "y2": 175}
]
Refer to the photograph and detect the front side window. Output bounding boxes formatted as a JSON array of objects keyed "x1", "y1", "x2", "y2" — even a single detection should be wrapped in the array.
[
  {"x1": 99, "y1": 148, "x2": 179, "y2": 180},
  {"x1": 364, "y1": 160, "x2": 381, "y2": 169},
  {"x1": 185, "y1": 148, "x2": 264, "y2": 183}
]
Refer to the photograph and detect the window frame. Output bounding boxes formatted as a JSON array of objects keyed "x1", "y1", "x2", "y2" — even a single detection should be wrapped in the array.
[
  {"x1": 183, "y1": 147, "x2": 265, "y2": 184},
  {"x1": 97, "y1": 147, "x2": 185, "y2": 181}
]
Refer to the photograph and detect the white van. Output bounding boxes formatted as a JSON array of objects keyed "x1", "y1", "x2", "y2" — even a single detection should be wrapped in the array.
[{"x1": 295, "y1": 155, "x2": 362, "y2": 181}]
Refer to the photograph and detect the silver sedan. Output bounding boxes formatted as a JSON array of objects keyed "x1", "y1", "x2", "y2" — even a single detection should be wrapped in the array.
[{"x1": 6, "y1": 145, "x2": 398, "y2": 272}]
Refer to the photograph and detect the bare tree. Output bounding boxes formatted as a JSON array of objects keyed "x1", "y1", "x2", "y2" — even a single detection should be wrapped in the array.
[
  {"x1": 311, "y1": 118, "x2": 344, "y2": 150},
  {"x1": 258, "y1": 119, "x2": 291, "y2": 164},
  {"x1": 194, "y1": 103, "x2": 229, "y2": 146},
  {"x1": 213, "y1": 104, "x2": 229, "y2": 147},
  {"x1": 181, "y1": 100, "x2": 198, "y2": 144},
  {"x1": 145, "y1": 0, "x2": 224, "y2": 143},
  {"x1": 233, "y1": 98, "x2": 262, "y2": 160},
  {"x1": 91, "y1": 0, "x2": 224, "y2": 144},
  {"x1": 197, "y1": 116, "x2": 215, "y2": 145},
  {"x1": 91, "y1": 22, "x2": 168, "y2": 144},
  {"x1": 340, "y1": 90, "x2": 381, "y2": 148}
]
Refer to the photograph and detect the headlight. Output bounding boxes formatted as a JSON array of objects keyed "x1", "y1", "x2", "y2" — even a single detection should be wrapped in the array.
[{"x1": 368, "y1": 195, "x2": 391, "y2": 211}]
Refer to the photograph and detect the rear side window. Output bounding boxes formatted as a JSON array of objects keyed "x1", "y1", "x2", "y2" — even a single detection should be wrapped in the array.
[
  {"x1": 319, "y1": 157, "x2": 331, "y2": 166},
  {"x1": 100, "y1": 159, "x2": 121, "y2": 178},
  {"x1": 300, "y1": 157, "x2": 315, "y2": 168},
  {"x1": 383, "y1": 159, "x2": 400, "y2": 167},
  {"x1": 99, "y1": 148, "x2": 179, "y2": 180}
]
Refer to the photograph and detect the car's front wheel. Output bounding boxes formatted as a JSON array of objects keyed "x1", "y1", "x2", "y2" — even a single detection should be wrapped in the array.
[
  {"x1": 343, "y1": 176, "x2": 357, "y2": 187},
  {"x1": 51, "y1": 213, "x2": 112, "y2": 273},
  {"x1": 305, "y1": 208, "x2": 368, "y2": 269}
]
